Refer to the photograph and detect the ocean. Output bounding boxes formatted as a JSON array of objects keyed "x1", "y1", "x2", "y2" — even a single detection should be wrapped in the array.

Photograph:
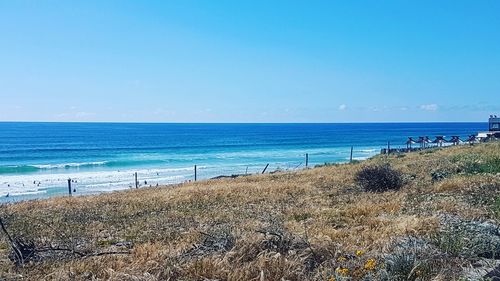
[{"x1": 0, "y1": 122, "x2": 486, "y2": 202}]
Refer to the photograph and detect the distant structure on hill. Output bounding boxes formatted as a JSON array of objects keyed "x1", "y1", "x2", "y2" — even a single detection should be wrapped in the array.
[
  {"x1": 477, "y1": 115, "x2": 500, "y2": 140},
  {"x1": 383, "y1": 115, "x2": 498, "y2": 154},
  {"x1": 489, "y1": 115, "x2": 500, "y2": 131}
]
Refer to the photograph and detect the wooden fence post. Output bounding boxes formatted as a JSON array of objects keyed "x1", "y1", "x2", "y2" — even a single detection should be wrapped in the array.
[
  {"x1": 67, "y1": 178, "x2": 72, "y2": 196},
  {"x1": 135, "y1": 172, "x2": 138, "y2": 189},
  {"x1": 194, "y1": 165, "x2": 197, "y2": 181},
  {"x1": 350, "y1": 146, "x2": 353, "y2": 162},
  {"x1": 305, "y1": 153, "x2": 309, "y2": 168},
  {"x1": 262, "y1": 163, "x2": 269, "y2": 174},
  {"x1": 387, "y1": 141, "x2": 391, "y2": 154}
]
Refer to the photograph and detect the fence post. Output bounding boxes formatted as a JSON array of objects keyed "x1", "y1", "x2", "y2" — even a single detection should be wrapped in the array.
[
  {"x1": 387, "y1": 141, "x2": 390, "y2": 154},
  {"x1": 135, "y1": 172, "x2": 138, "y2": 189},
  {"x1": 305, "y1": 153, "x2": 309, "y2": 168},
  {"x1": 350, "y1": 146, "x2": 353, "y2": 162},
  {"x1": 194, "y1": 165, "x2": 197, "y2": 181},
  {"x1": 262, "y1": 163, "x2": 269, "y2": 174},
  {"x1": 67, "y1": 178, "x2": 72, "y2": 196}
]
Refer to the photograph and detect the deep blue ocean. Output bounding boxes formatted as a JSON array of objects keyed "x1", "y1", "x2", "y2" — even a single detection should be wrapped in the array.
[{"x1": 0, "y1": 122, "x2": 487, "y2": 202}]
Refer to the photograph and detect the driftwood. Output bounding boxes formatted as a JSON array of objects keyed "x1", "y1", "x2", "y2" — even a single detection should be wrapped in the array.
[{"x1": 0, "y1": 216, "x2": 129, "y2": 265}]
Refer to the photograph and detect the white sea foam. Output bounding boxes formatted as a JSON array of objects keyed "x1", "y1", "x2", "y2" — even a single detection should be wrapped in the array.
[
  {"x1": 0, "y1": 166, "x2": 196, "y2": 199},
  {"x1": 31, "y1": 161, "x2": 109, "y2": 169},
  {"x1": 0, "y1": 146, "x2": 381, "y2": 201},
  {"x1": 358, "y1": 149, "x2": 378, "y2": 153},
  {"x1": 1, "y1": 190, "x2": 47, "y2": 197}
]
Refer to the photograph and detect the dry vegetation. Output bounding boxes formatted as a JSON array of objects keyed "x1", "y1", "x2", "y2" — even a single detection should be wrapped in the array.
[{"x1": 1, "y1": 143, "x2": 500, "y2": 280}]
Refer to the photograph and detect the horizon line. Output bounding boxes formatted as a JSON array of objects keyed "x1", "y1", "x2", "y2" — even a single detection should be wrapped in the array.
[{"x1": 0, "y1": 120, "x2": 488, "y2": 125}]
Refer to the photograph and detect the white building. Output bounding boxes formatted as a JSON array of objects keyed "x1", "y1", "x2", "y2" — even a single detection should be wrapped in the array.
[{"x1": 477, "y1": 115, "x2": 500, "y2": 140}]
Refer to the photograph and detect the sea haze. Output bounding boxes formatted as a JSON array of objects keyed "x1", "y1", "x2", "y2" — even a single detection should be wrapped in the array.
[{"x1": 0, "y1": 122, "x2": 486, "y2": 202}]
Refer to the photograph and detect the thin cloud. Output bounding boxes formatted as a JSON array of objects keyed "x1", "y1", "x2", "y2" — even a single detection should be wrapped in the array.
[
  {"x1": 420, "y1": 104, "x2": 439, "y2": 111},
  {"x1": 75, "y1": 112, "x2": 96, "y2": 118},
  {"x1": 338, "y1": 104, "x2": 347, "y2": 111}
]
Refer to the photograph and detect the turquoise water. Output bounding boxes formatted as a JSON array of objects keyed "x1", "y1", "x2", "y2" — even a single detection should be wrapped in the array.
[{"x1": 0, "y1": 122, "x2": 486, "y2": 202}]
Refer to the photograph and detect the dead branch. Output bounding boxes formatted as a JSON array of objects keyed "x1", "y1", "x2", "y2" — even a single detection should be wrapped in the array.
[
  {"x1": 0, "y1": 216, "x2": 129, "y2": 265},
  {"x1": 37, "y1": 246, "x2": 129, "y2": 258},
  {"x1": 0, "y1": 216, "x2": 25, "y2": 265}
]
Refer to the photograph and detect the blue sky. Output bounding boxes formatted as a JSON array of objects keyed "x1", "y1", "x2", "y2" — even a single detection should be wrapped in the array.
[{"x1": 0, "y1": 1, "x2": 499, "y2": 122}]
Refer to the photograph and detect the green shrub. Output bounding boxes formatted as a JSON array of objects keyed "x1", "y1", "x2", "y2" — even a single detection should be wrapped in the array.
[
  {"x1": 469, "y1": 157, "x2": 500, "y2": 173},
  {"x1": 493, "y1": 197, "x2": 500, "y2": 221},
  {"x1": 381, "y1": 237, "x2": 442, "y2": 281},
  {"x1": 451, "y1": 154, "x2": 500, "y2": 174},
  {"x1": 355, "y1": 164, "x2": 403, "y2": 192},
  {"x1": 432, "y1": 217, "x2": 500, "y2": 259},
  {"x1": 431, "y1": 228, "x2": 469, "y2": 258}
]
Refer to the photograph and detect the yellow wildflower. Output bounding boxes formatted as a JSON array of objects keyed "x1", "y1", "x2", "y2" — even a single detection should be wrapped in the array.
[
  {"x1": 337, "y1": 256, "x2": 347, "y2": 262},
  {"x1": 335, "y1": 267, "x2": 349, "y2": 275},
  {"x1": 364, "y1": 258, "x2": 377, "y2": 271},
  {"x1": 328, "y1": 277, "x2": 336, "y2": 281},
  {"x1": 355, "y1": 250, "x2": 364, "y2": 256}
]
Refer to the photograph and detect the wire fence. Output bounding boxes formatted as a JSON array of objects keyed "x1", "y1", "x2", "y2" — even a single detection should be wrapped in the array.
[
  {"x1": 1, "y1": 147, "x2": 379, "y2": 202},
  {"x1": 3, "y1": 137, "x2": 494, "y2": 202}
]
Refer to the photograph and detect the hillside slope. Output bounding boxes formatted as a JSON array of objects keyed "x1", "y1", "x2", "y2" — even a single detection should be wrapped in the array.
[{"x1": 1, "y1": 143, "x2": 500, "y2": 280}]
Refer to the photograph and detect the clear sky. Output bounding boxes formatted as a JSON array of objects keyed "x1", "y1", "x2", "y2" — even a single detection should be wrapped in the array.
[{"x1": 1, "y1": 1, "x2": 499, "y2": 122}]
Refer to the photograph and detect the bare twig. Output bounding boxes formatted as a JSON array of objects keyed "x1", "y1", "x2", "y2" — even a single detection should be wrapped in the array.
[
  {"x1": 0, "y1": 216, "x2": 24, "y2": 264},
  {"x1": 256, "y1": 229, "x2": 283, "y2": 240},
  {"x1": 37, "y1": 246, "x2": 129, "y2": 259},
  {"x1": 302, "y1": 223, "x2": 320, "y2": 265},
  {"x1": 0, "y1": 216, "x2": 129, "y2": 265}
]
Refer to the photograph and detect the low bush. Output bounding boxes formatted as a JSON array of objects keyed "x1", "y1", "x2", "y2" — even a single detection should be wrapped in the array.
[
  {"x1": 433, "y1": 216, "x2": 500, "y2": 259},
  {"x1": 465, "y1": 157, "x2": 500, "y2": 174},
  {"x1": 381, "y1": 237, "x2": 443, "y2": 281},
  {"x1": 451, "y1": 154, "x2": 500, "y2": 174},
  {"x1": 355, "y1": 164, "x2": 403, "y2": 192},
  {"x1": 493, "y1": 197, "x2": 500, "y2": 221}
]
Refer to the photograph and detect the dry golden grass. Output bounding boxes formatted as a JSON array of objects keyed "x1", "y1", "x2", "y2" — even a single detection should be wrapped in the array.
[{"x1": 0, "y1": 142, "x2": 499, "y2": 280}]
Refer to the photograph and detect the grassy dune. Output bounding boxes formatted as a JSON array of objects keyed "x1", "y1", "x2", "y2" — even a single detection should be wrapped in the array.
[{"x1": 1, "y1": 143, "x2": 500, "y2": 280}]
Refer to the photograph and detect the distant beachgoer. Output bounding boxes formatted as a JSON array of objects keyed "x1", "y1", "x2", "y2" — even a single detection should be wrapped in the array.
[
  {"x1": 73, "y1": 188, "x2": 76, "y2": 193},
  {"x1": 33, "y1": 181, "x2": 36, "y2": 184},
  {"x1": 5, "y1": 193, "x2": 9, "y2": 198},
  {"x1": 144, "y1": 180, "x2": 147, "y2": 185},
  {"x1": 7, "y1": 184, "x2": 10, "y2": 187},
  {"x1": 156, "y1": 172, "x2": 159, "y2": 176}
]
